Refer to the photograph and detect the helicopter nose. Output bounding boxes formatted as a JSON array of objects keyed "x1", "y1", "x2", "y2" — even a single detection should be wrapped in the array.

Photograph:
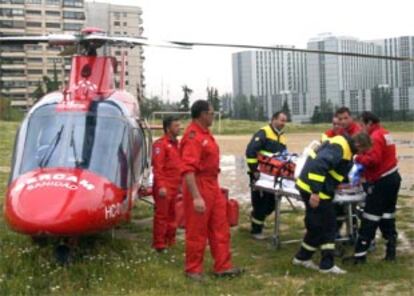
[{"x1": 4, "y1": 168, "x2": 127, "y2": 236}]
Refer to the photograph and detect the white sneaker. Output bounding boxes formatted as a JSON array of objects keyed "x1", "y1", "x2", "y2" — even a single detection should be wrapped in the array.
[
  {"x1": 251, "y1": 233, "x2": 267, "y2": 240},
  {"x1": 292, "y1": 258, "x2": 319, "y2": 270},
  {"x1": 319, "y1": 265, "x2": 347, "y2": 275}
]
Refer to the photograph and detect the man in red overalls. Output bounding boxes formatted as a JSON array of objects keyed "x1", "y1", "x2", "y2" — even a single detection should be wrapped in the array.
[
  {"x1": 152, "y1": 116, "x2": 182, "y2": 252},
  {"x1": 336, "y1": 107, "x2": 361, "y2": 136},
  {"x1": 180, "y1": 100, "x2": 243, "y2": 281}
]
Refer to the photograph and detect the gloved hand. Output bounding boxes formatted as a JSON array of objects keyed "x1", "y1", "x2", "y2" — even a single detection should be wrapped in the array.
[
  {"x1": 249, "y1": 171, "x2": 260, "y2": 185},
  {"x1": 349, "y1": 162, "x2": 365, "y2": 186}
]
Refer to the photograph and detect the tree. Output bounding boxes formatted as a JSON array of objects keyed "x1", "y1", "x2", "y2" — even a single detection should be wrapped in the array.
[
  {"x1": 140, "y1": 96, "x2": 162, "y2": 118},
  {"x1": 206, "y1": 87, "x2": 221, "y2": 111},
  {"x1": 320, "y1": 100, "x2": 334, "y2": 122},
  {"x1": 311, "y1": 106, "x2": 321, "y2": 123},
  {"x1": 32, "y1": 63, "x2": 60, "y2": 104},
  {"x1": 371, "y1": 86, "x2": 393, "y2": 120},
  {"x1": 281, "y1": 99, "x2": 292, "y2": 122},
  {"x1": 180, "y1": 85, "x2": 192, "y2": 111}
]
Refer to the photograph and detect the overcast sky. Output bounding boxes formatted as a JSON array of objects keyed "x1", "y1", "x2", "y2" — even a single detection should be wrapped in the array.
[{"x1": 92, "y1": 0, "x2": 412, "y2": 102}]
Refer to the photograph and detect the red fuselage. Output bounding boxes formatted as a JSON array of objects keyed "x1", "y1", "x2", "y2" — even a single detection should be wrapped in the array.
[{"x1": 4, "y1": 55, "x2": 145, "y2": 236}]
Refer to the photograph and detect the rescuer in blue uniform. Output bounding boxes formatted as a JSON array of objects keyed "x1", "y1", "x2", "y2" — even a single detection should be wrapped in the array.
[
  {"x1": 245, "y1": 111, "x2": 288, "y2": 239},
  {"x1": 292, "y1": 133, "x2": 371, "y2": 274}
]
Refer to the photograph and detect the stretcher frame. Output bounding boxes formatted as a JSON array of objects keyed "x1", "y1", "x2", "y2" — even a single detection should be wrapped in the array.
[{"x1": 253, "y1": 183, "x2": 365, "y2": 249}]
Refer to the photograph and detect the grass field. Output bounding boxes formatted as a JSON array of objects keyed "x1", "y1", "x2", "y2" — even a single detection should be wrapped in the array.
[{"x1": 0, "y1": 120, "x2": 413, "y2": 295}]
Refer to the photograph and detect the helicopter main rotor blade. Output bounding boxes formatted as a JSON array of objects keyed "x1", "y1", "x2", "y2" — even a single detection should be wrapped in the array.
[
  {"x1": 0, "y1": 34, "x2": 79, "y2": 46},
  {"x1": 170, "y1": 41, "x2": 414, "y2": 62},
  {"x1": 84, "y1": 35, "x2": 191, "y2": 49}
]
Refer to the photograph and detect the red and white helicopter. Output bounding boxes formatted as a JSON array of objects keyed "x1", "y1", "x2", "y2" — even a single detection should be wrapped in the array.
[{"x1": 1, "y1": 28, "x2": 411, "y2": 262}]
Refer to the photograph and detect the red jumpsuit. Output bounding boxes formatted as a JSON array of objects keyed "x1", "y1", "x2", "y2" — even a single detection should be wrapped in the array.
[
  {"x1": 152, "y1": 135, "x2": 182, "y2": 250},
  {"x1": 180, "y1": 121, "x2": 232, "y2": 274},
  {"x1": 355, "y1": 123, "x2": 398, "y2": 182},
  {"x1": 343, "y1": 122, "x2": 361, "y2": 136}
]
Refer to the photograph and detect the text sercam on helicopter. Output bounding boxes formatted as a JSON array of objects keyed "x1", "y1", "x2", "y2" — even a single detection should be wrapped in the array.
[{"x1": 1, "y1": 28, "x2": 411, "y2": 263}]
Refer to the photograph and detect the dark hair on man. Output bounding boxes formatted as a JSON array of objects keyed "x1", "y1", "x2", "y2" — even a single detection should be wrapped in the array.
[
  {"x1": 335, "y1": 106, "x2": 351, "y2": 116},
  {"x1": 162, "y1": 116, "x2": 179, "y2": 133},
  {"x1": 360, "y1": 111, "x2": 380, "y2": 125},
  {"x1": 191, "y1": 100, "x2": 211, "y2": 119},
  {"x1": 271, "y1": 111, "x2": 287, "y2": 121}
]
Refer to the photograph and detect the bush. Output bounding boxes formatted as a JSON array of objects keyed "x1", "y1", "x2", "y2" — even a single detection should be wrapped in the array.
[{"x1": 0, "y1": 98, "x2": 25, "y2": 121}]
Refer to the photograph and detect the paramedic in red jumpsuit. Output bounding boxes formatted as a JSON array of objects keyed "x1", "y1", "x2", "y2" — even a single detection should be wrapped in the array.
[
  {"x1": 180, "y1": 100, "x2": 243, "y2": 280},
  {"x1": 152, "y1": 116, "x2": 182, "y2": 252}
]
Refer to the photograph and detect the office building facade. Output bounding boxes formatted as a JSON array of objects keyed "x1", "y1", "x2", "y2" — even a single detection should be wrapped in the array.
[{"x1": 232, "y1": 47, "x2": 308, "y2": 121}]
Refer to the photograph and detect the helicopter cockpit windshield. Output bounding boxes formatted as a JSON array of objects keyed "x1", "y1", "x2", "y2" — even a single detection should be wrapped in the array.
[{"x1": 14, "y1": 101, "x2": 132, "y2": 189}]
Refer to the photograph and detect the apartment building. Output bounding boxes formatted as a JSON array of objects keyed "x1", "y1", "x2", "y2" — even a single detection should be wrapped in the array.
[
  {"x1": 0, "y1": 0, "x2": 85, "y2": 107},
  {"x1": 85, "y1": 1, "x2": 144, "y2": 100}
]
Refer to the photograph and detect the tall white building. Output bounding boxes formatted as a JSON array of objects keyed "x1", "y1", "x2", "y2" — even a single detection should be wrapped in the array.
[
  {"x1": 232, "y1": 47, "x2": 308, "y2": 120},
  {"x1": 372, "y1": 36, "x2": 414, "y2": 111},
  {"x1": 0, "y1": 0, "x2": 86, "y2": 107},
  {"x1": 85, "y1": 1, "x2": 144, "y2": 100},
  {"x1": 306, "y1": 33, "x2": 383, "y2": 116}
]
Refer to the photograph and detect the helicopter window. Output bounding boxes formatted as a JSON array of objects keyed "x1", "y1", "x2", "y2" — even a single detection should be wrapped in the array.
[{"x1": 17, "y1": 102, "x2": 132, "y2": 189}]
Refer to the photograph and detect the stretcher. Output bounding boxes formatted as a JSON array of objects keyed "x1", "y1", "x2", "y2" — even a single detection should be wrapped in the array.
[{"x1": 254, "y1": 172, "x2": 366, "y2": 248}]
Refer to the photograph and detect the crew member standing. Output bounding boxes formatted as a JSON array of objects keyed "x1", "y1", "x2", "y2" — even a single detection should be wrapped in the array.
[
  {"x1": 333, "y1": 107, "x2": 361, "y2": 236},
  {"x1": 152, "y1": 116, "x2": 182, "y2": 252},
  {"x1": 336, "y1": 107, "x2": 361, "y2": 136},
  {"x1": 245, "y1": 111, "x2": 288, "y2": 239},
  {"x1": 180, "y1": 100, "x2": 243, "y2": 280},
  {"x1": 293, "y1": 133, "x2": 371, "y2": 274},
  {"x1": 346, "y1": 112, "x2": 401, "y2": 264}
]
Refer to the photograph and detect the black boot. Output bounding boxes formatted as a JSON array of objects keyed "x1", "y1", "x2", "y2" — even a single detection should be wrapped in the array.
[
  {"x1": 342, "y1": 255, "x2": 366, "y2": 265},
  {"x1": 384, "y1": 237, "x2": 397, "y2": 261}
]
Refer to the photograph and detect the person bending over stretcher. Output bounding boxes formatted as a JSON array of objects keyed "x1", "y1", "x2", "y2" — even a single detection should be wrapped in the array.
[{"x1": 293, "y1": 133, "x2": 371, "y2": 275}]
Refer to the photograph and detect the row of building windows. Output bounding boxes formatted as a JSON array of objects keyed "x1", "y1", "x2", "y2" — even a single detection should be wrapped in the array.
[
  {"x1": 0, "y1": 20, "x2": 82, "y2": 29},
  {"x1": 0, "y1": 0, "x2": 83, "y2": 6},
  {"x1": 113, "y1": 21, "x2": 128, "y2": 27},
  {"x1": 0, "y1": 8, "x2": 24, "y2": 16}
]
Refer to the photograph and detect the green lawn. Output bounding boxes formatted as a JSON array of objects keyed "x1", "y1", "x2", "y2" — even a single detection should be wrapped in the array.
[{"x1": 0, "y1": 120, "x2": 413, "y2": 295}]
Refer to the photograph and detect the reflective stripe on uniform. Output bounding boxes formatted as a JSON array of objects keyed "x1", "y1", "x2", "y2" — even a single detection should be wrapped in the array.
[
  {"x1": 302, "y1": 241, "x2": 317, "y2": 251},
  {"x1": 308, "y1": 149, "x2": 317, "y2": 159},
  {"x1": 355, "y1": 251, "x2": 367, "y2": 257},
  {"x1": 295, "y1": 179, "x2": 331, "y2": 199},
  {"x1": 251, "y1": 217, "x2": 264, "y2": 225},
  {"x1": 328, "y1": 136, "x2": 352, "y2": 161},
  {"x1": 328, "y1": 170, "x2": 344, "y2": 182},
  {"x1": 308, "y1": 173, "x2": 325, "y2": 182},
  {"x1": 320, "y1": 243, "x2": 335, "y2": 250},
  {"x1": 261, "y1": 125, "x2": 287, "y2": 145},
  {"x1": 247, "y1": 158, "x2": 258, "y2": 164},
  {"x1": 362, "y1": 212, "x2": 382, "y2": 222},
  {"x1": 319, "y1": 192, "x2": 331, "y2": 200},
  {"x1": 259, "y1": 150, "x2": 273, "y2": 157},
  {"x1": 382, "y1": 212, "x2": 396, "y2": 219},
  {"x1": 296, "y1": 178, "x2": 311, "y2": 193}
]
